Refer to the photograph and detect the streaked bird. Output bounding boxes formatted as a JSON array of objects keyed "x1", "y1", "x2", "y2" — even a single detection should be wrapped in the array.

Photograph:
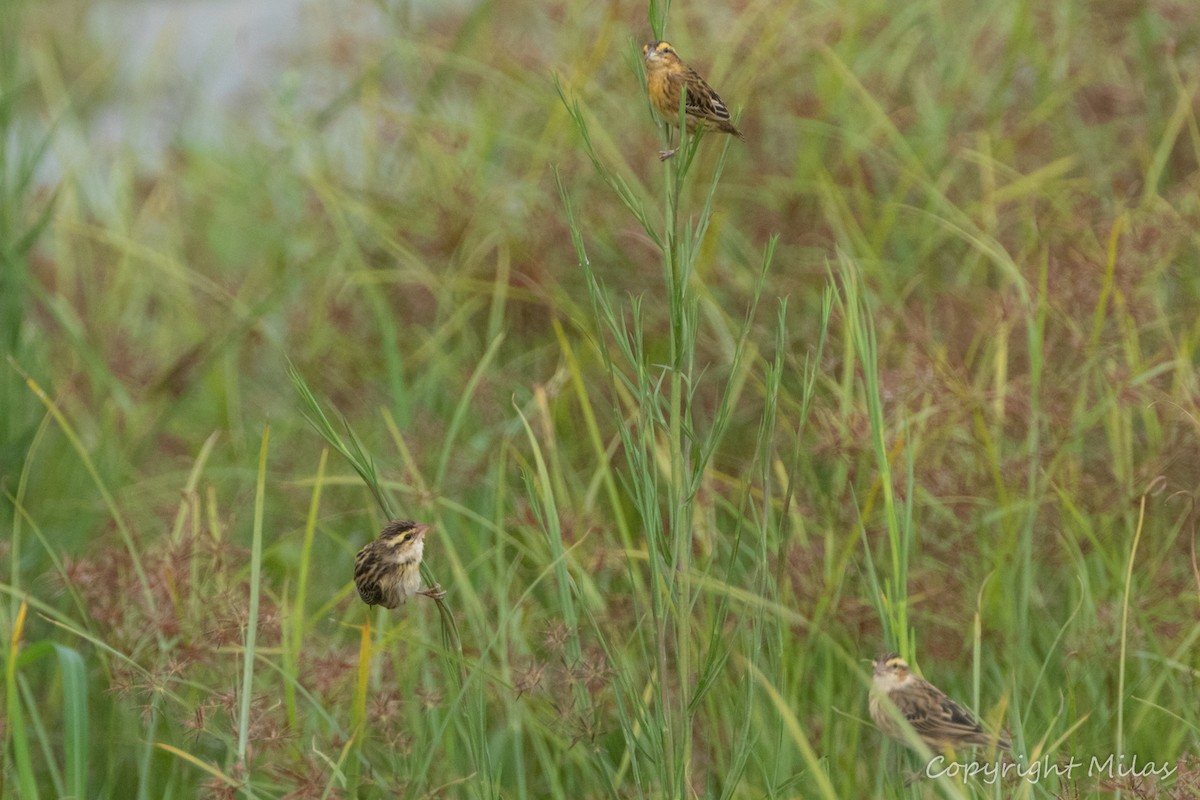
[
  {"x1": 642, "y1": 40, "x2": 744, "y2": 160},
  {"x1": 354, "y1": 520, "x2": 445, "y2": 608},
  {"x1": 870, "y1": 652, "x2": 1011, "y2": 752}
]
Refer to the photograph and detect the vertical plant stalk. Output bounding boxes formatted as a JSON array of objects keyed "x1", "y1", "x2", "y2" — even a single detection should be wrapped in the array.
[
  {"x1": 283, "y1": 447, "x2": 328, "y2": 728},
  {"x1": 237, "y1": 426, "x2": 269, "y2": 779},
  {"x1": 663, "y1": 130, "x2": 688, "y2": 799},
  {"x1": 655, "y1": 78, "x2": 738, "y2": 800},
  {"x1": 1018, "y1": 247, "x2": 1051, "y2": 644},
  {"x1": 840, "y1": 256, "x2": 912, "y2": 656},
  {"x1": 1, "y1": 0, "x2": 58, "y2": 476},
  {"x1": 1115, "y1": 496, "x2": 1146, "y2": 769},
  {"x1": 514, "y1": 401, "x2": 586, "y2": 715},
  {"x1": 346, "y1": 616, "x2": 373, "y2": 795},
  {"x1": 557, "y1": 53, "x2": 747, "y2": 793},
  {"x1": 5, "y1": 598, "x2": 37, "y2": 799}
]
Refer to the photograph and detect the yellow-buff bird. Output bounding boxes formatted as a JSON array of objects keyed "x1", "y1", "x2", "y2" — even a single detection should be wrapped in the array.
[
  {"x1": 870, "y1": 653, "x2": 1011, "y2": 752},
  {"x1": 354, "y1": 520, "x2": 445, "y2": 608},
  {"x1": 642, "y1": 40, "x2": 744, "y2": 160}
]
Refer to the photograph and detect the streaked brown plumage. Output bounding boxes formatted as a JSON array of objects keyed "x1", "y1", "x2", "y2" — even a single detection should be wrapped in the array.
[
  {"x1": 870, "y1": 653, "x2": 1011, "y2": 752},
  {"x1": 642, "y1": 40, "x2": 744, "y2": 160},
  {"x1": 353, "y1": 520, "x2": 444, "y2": 608}
]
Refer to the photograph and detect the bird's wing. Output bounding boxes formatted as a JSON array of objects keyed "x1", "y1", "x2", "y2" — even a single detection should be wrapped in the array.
[
  {"x1": 670, "y1": 68, "x2": 732, "y2": 123},
  {"x1": 894, "y1": 682, "x2": 985, "y2": 741},
  {"x1": 932, "y1": 696, "x2": 988, "y2": 737},
  {"x1": 356, "y1": 578, "x2": 382, "y2": 606},
  {"x1": 892, "y1": 687, "x2": 937, "y2": 731},
  {"x1": 354, "y1": 549, "x2": 382, "y2": 605}
]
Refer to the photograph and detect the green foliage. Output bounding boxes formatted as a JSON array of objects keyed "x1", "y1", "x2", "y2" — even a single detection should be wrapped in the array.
[{"x1": 3, "y1": 0, "x2": 1200, "y2": 798}]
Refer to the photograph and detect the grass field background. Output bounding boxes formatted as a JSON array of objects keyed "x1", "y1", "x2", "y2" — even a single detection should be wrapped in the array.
[{"x1": 3, "y1": 0, "x2": 1199, "y2": 797}]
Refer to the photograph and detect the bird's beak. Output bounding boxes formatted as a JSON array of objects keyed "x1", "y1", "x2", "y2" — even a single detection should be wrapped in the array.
[{"x1": 413, "y1": 524, "x2": 431, "y2": 539}]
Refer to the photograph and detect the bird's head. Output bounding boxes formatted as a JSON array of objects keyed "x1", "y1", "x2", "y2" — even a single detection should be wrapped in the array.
[
  {"x1": 642, "y1": 40, "x2": 680, "y2": 65},
  {"x1": 872, "y1": 652, "x2": 913, "y2": 690},
  {"x1": 378, "y1": 519, "x2": 430, "y2": 559}
]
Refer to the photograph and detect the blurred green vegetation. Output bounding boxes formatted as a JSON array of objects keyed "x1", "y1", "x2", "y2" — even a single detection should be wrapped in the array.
[{"x1": 2, "y1": 0, "x2": 1199, "y2": 797}]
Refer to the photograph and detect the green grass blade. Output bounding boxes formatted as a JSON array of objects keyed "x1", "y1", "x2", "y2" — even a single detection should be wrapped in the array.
[
  {"x1": 52, "y1": 644, "x2": 88, "y2": 800},
  {"x1": 237, "y1": 426, "x2": 269, "y2": 777}
]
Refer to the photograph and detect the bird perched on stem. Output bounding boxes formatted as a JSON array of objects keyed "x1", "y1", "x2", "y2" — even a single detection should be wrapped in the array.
[
  {"x1": 642, "y1": 40, "x2": 744, "y2": 160},
  {"x1": 354, "y1": 520, "x2": 446, "y2": 608},
  {"x1": 870, "y1": 653, "x2": 1011, "y2": 752}
]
